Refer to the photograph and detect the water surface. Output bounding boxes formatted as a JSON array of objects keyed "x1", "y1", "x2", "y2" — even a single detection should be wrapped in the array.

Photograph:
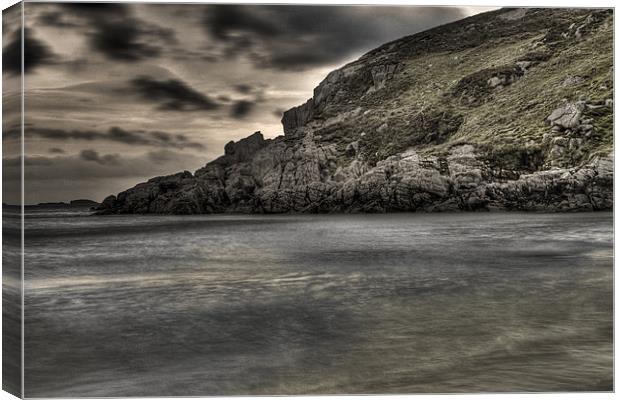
[{"x1": 24, "y1": 210, "x2": 613, "y2": 396}]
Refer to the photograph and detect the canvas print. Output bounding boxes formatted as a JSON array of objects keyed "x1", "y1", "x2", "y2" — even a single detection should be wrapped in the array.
[{"x1": 1, "y1": 2, "x2": 614, "y2": 397}]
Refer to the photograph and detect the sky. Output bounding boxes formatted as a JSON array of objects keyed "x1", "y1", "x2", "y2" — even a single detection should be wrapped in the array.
[{"x1": 2, "y1": 2, "x2": 495, "y2": 204}]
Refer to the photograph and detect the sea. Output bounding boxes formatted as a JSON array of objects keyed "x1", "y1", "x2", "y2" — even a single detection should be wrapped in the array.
[{"x1": 20, "y1": 207, "x2": 613, "y2": 396}]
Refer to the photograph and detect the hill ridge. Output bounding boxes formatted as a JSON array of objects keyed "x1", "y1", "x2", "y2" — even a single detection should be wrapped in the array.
[{"x1": 96, "y1": 7, "x2": 613, "y2": 214}]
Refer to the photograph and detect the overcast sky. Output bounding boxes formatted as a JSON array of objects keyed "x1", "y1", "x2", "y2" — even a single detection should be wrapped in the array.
[{"x1": 2, "y1": 3, "x2": 494, "y2": 204}]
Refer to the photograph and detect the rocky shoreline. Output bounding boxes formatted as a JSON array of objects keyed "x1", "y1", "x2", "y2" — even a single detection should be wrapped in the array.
[{"x1": 95, "y1": 132, "x2": 612, "y2": 215}]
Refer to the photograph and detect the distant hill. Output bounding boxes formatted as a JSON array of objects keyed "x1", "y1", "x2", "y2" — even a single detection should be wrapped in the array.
[
  {"x1": 69, "y1": 199, "x2": 100, "y2": 207},
  {"x1": 96, "y1": 8, "x2": 613, "y2": 214},
  {"x1": 34, "y1": 199, "x2": 100, "y2": 207}
]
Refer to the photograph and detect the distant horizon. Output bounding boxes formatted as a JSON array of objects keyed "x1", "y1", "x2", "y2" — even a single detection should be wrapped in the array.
[{"x1": 4, "y1": 199, "x2": 99, "y2": 207}]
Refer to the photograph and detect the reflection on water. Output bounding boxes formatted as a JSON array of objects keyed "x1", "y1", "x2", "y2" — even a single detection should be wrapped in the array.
[{"x1": 24, "y1": 210, "x2": 613, "y2": 396}]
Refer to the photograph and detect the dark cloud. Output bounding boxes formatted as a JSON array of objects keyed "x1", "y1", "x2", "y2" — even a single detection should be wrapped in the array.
[
  {"x1": 90, "y1": 22, "x2": 161, "y2": 61},
  {"x1": 232, "y1": 83, "x2": 267, "y2": 103},
  {"x1": 233, "y1": 84, "x2": 253, "y2": 94},
  {"x1": 80, "y1": 149, "x2": 121, "y2": 165},
  {"x1": 203, "y1": 5, "x2": 466, "y2": 70},
  {"x1": 46, "y1": 3, "x2": 176, "y2": 62},
  {"x1": 273, "y1": 108, "x2": 285, "y2": 118},
  {"x1": 23, "y1": 126, "x2": 205, "y2": 150},
  {"x1": 107, "y1": 126, "x2": 150, "y2": 145},
  {"x1": 150, "y1": 131, "x2": 174, "y2": 143},
  {"x1": 2, "y1": 28, "x2": 57, "y2": 74},
  {"x1": 130, "y1": 76, "x2": 219, "y2": 111},
  {"x1": 207, "y1": 5, "x2": 280, "y2": 40},
  {"x1": 230, "y1": 100, "x2": 255, "y2": 119},
  {"x1": 48, "y1": 147, "x2": 66, "y2": 154}
]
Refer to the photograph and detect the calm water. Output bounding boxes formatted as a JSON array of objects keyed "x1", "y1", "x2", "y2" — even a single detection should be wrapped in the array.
[{"x1": 23, "y1": 210, "x2": 613, "y2": 396}]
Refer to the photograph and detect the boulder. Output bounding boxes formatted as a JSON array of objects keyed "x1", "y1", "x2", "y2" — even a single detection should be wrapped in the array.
[{"x1": 546, "y1": 102, "x2": 585, "y2": 129}]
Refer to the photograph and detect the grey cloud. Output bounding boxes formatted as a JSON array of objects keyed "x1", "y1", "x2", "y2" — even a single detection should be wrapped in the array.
[
  {"x1": 232, "y1": 83, "x2": 267, "y2": 103},
  {"x1": 130, "y1": 76, "x2": 219, "y2": 111},
  {"x1": 80, "y1": 149, "x2": 121, "y2": 165},
  {"x1": 48, "y1": 147, "x2": 66, "y2": 154},
  {"x1": 24, "y1": 126, "x2": 205, "y2": 150},
  {"x1": 203, "y1": 5, "x2": 466, "y2": 70},
  {"x1": 230, "y1": 100, "x2": 255, "y2": 119},
  {"x1": 41, "y1": 3, "x2": 176, "y2": 62},
  {"x1": 233, "y1": 84, "x2": 253, "y2": 94}
]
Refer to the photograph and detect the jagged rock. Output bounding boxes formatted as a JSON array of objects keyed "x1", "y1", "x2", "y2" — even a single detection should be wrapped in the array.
[
  {"x1": 222, "y1": 131, "x2": 268, "y2": 163},
  {"x1": 282, "y1": 99, "x2": 314, "y2": 135},
  {"x1": 369, "y1": 63, "x2": 403, "y2": 91}
]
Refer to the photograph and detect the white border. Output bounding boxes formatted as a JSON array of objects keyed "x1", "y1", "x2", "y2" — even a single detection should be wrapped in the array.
[{"x1": 0, "y1": 1, "x2": 616, "y2": 400}]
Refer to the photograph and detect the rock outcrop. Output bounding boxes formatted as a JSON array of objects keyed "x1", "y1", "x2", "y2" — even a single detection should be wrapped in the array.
[{"x1": 96, "y1": 8, "x2": 613, "y2": 215}]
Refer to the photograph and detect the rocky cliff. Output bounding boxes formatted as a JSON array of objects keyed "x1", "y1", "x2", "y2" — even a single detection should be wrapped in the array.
[{"x1": 97, "y1": 8, "x2": 613, "y2": 215}]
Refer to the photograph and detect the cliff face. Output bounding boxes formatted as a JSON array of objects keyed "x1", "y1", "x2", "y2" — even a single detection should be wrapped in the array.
[{"x1": 97, "y1": 8, "x2": 614, "y2": 215}]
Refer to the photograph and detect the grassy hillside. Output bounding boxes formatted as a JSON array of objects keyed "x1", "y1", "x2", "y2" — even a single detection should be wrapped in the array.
[{"x1": 309, "y1": 8, "x2": 612, "y2": 173}]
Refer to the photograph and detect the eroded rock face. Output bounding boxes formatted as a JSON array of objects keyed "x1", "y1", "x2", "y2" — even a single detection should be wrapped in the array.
[
  {"x1": 369, "y1": 63, "x2": 403, "y2": 91},
  {"x1": 485, "y1": 153, "x2": 613, "y2": 211},
  {"x1": 281, "y1": 60, "x2": 403, "y2": 134},
  {"x1": 222, "y1": 131, "x2": 268, "y2": 163},
  {"x1": 282, "y1": 99, "x2": 314, "y2": 136},
  {"x1": 96, "y1": 130, "x2": 612, "y2": 214}
]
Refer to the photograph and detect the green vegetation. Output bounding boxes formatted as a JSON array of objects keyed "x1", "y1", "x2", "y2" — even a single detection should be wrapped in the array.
[
  {"x1": 358, "y1": 107, "x2": 463, "y2": 164},
  {"x1": 452, "y1": 65, "x2": 523, "y2": 106},
  {"x1": 331, "y1": 8, "x2": 613, "y2": 171}
]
